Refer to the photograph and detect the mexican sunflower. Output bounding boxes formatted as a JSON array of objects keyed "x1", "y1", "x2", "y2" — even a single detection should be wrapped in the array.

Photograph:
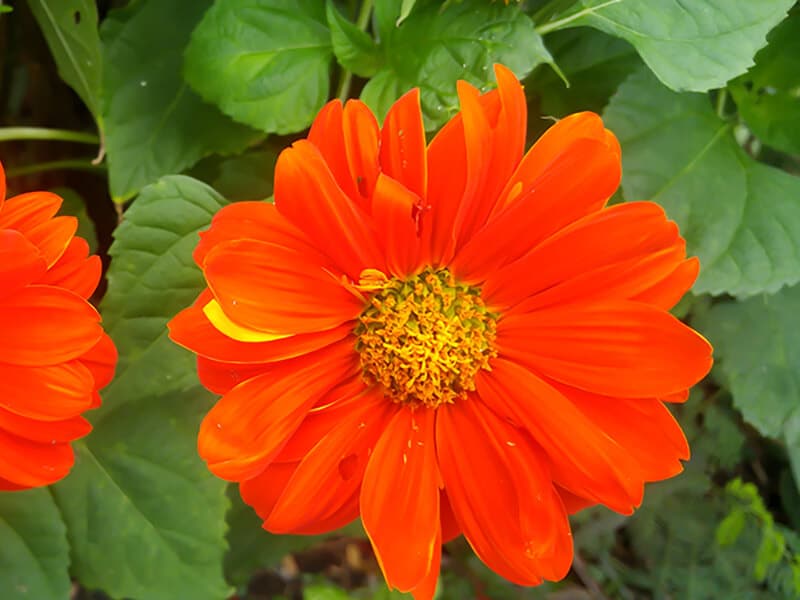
[
  {"x1": 0, "y1": 161, "x2": 116, "y2": 490},
  {"x1": 168, "y1": 65, "x2": 712, "y2": 597}
]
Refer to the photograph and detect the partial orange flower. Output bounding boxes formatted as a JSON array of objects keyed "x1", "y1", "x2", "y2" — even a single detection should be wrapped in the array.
[
  {"x1": 169, "y1": 65, "x2": 712, "y2": 597},
  {"x1": 0, "y1": 161, "x2": 117, "y2": 490}
]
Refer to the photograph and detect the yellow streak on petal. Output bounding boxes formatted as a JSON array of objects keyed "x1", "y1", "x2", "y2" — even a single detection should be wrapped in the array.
[{"x1": 203, "y1": 299, "x2": 291, "y2": 343}]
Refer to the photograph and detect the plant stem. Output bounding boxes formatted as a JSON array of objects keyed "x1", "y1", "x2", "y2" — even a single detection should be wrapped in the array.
[
  {"x1": 6, "y1": 158, "x2": 104, "y2": 178},
  {"x1": 531, "y1": 0, "x2": 578, "y2": 27},
  {"x1": 716, "y1": 88, "x2": 728, "y2": 118},
  {"x1": 535, "y1": 0, "x2": 623, "y2": 35},
  {"x1": 0, "y1": 127, "x2": 99, "y2": 145},
  {"x1": 336, "y1": 0, "x2": 374, "y2": 101}
]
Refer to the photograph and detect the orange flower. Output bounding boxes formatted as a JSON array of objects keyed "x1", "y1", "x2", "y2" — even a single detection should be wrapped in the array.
[
  {"x1": 169, "y1": 65, "x2": 712, "y2": 597},
  {"x1": 0, "y1": 161, "x2": 117, "y2": 491}
]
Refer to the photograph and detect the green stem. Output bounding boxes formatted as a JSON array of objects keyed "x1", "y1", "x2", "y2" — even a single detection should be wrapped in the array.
[
  {"x1": 531, "y1": 0, "x2": 578, "y2": 27},
  {"x1": 535, "y1": 0, "x2": 623, "y2": 35},
  {"x1": 336, "y1": 0, "x2": 374, "y2": 101},
  {"x1": 0, "y1": 127, "x2": 99, "y2": 144},
  {"x1": 716, "y1": 88, "x2": 728, "y2": 118},
  {"x1": 6, "y1": 158, "x2": 104, "y2": 178}
]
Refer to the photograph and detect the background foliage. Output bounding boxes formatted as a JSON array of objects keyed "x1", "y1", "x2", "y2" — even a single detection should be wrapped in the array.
[{"x1": 1, "y1": 0, "x2": 800, "y2": 598}]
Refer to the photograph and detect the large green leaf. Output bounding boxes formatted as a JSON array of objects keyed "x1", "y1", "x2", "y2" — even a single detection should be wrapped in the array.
[
  {"x1": 225, "y1": 487, "x2": 327, "y2": 586},
  {"x1": 696, "y1": 284, "x2": 800, "y2": 456},
  {"x1": 0, "y1": 489, "x2": 70, "y2": 600},
  {"x1": 566, "y1": 0, "x2": 794, "y2": 92},
  {"x1": 363, "y1": 0, "x2": 553, "y2": 128},
  {"x1": 729, "y1": 12, "x2": 800, "y2": 156},
  {"x1": 184, "y1": 0, "x2": 333, "y2": 135},
  {"x1": 528, "y1": 27, "x2": 638, "y2": 118},
  {"x1": 101, "y1": 0, "x2": 259, "y2": 202},
  {"x1": 51, "y1": 176, "x2": 231, "y2": 599},
  {"x1": 28, "y1": 0, "x2": 102, "y2": 122},
  {"x1": 604, "y1": 68, "x2": 800, "y2": 297}
]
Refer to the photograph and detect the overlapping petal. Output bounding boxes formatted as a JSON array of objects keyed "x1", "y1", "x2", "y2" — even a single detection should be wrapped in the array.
[{"x1": 197, "y1": 340, "x2": 358, "y2": 481}]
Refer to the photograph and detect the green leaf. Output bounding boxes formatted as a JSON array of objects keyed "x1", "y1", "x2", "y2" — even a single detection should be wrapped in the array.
[
  {"x1": 604, "y1": 68, "x2": 800, "y2": 297},
  {"x1": 729, "y1": 13, "x2": 800, "y2": 156},
  {"x1": 28, "y1": 0, "x2": 102, "y2": 121},
  {"x1": 52, "y1": 175, "x2": 230, "y2": 599},
  {"x1": 97, "y1": 176, "x2": 227, "y2": 419},
  {"x1": 695, "y1": 284, "x2": 800, "y2": 442},
  {"x1": 363, "y1": 0, "x2": 553, "y2": 128},
  {"x1": 528, "y1": 27, "x2": 639, "y2": 117},
  {"x1": 50, "y1": 187, "x2": 98, "y2": 252},
  {"x1": 0, "y1": 489, "x2": 70, "y2": 600},
  {"x1": 53, "y1": 397, "x2": 230, "y2": 600},
  {"x1": 184, "y1": 0, "x2": 333, "y2": 135},
  {"x1": 225, "y1": 487, "x2": 327, "y2": 585},
  {"x1": 326, "y1": 1, "x2": 383, "y2": 78},
  {"x1": 567, "y1": 0, "x2": 795, "y2": 92},
  {"x1": 193, "y1": 148, "x2": 278, "y2": 203},
  {"x1": 102, "y1": 0, "x2": 260, "y2": 202}
]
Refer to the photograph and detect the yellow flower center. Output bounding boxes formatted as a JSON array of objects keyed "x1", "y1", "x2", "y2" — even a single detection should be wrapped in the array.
[{"x1": 354, "y1": 268, "x2": 498, "y2": 409}]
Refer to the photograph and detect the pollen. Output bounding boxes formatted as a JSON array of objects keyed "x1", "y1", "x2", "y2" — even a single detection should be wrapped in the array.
[{"x1": 354, "y1": 268, "x2": 498, "y2": 409}]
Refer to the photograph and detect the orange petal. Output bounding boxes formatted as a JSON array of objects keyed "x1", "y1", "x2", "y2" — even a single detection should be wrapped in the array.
[
  {"x1": 196, "y1": 356, "x2": 272, "y2": 395},
  {"x1": 632, "y1": 257, "x2": 700, "y2": 309},
  {"x1": 380, "y1": 88, "x2": 427, "y2": 199},
  {"x1": 440, "y1": 489, "x2": 461, "y2": 543},
  {"x1": 476, "y1": 361, "x2": 644, "y2": 513},
  {"x1": 204, "y1": 238, "x2": 364, "y2": 336},
  {"x1": 424, "y1": 66, "x2": 526, "y2": 266},
  {"x1": 0, "y1": 159, "x2": 5, "y2": 206},
  {"x1": 194, "y1": 201, "x2": 324, "y2": 268},
  {"x1": 437, "y1": 396, "x2": 573, "y2": 584},
  {"x1": 493, "y1": 112, "x2": 618, "y2": 214},
  {"x1": 24, "y1": 215, "x2": 77, "y2": 267},
  {"x1": 371, "y1": 173, "x2": 421, "y2": 278},
  {"x1": 361, "y1": 407, "x2": 440, "y2": 592},
  {"x1": 198, "y1": 340, "x2": 358, "y2": 481},
  {"x1": 554, "y1": 383, "x2": 690, "y2": 481},
  {"x1": 452, "y1": 135, "x2": 621, "y2": 283},
  {"x1": 423, "y1": 102, "x2": 468, "y2": 266},
  {"x1": 0, "y1": 361, "x2": 95, "y2": 421},
  {"x1": 496, "y1": 302, "x2": 713, "y2": 398},
  {"x1": 308, "y1": 100, "x2": 359, "y2": 202},
  {"x1": 0, "y1": 407, "x2": 91, "y2": 443},
  {"x1": 410, "y1": 526, "x2": 441, "y2": 600},
  {"x1": 240, "y1": 461, "x2": 299, "y2": 521},
  {"x1": 274, "y1": 140, "x2": 383, "y2": 278},
  {"x1": 0, "y1": 229, "x2": 46, "y2": 299},
  {"x1": 78, "y1": 332, "x2": 118, "y2": 390},
  {"x1": 169, "y1": 300, "x2": 352, "y2": 364},
  {"x1": 0, "y1": 191, "x2": 62, "y2": 232},
  {"x1": 279, "y1": 376, "x2": 373, "y2": 462},
  {"x1": 342, "y1": 100, "x2": 380, "y2": 204},
  {"x1": 483, "y1": 202, "x2": 684, "y2": 310},
  {"x1": 0, "y1": 427, "x2": 74, "y2": 488},
  {"x1": 40, "y1": 237, "x2": 101, "y2": 299},
  {"x1": 0, "y1": 285, "x2": 102, "y2": 366},
  {"x1": 267, "y1": 388, "x2": 395, "y2": 534},
  {"x1": 449, "y1": 81, "x2": 493, "y2": 248},
  {"x1": 555, "y1": 486, "x2": 595, "y2": 515}
]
